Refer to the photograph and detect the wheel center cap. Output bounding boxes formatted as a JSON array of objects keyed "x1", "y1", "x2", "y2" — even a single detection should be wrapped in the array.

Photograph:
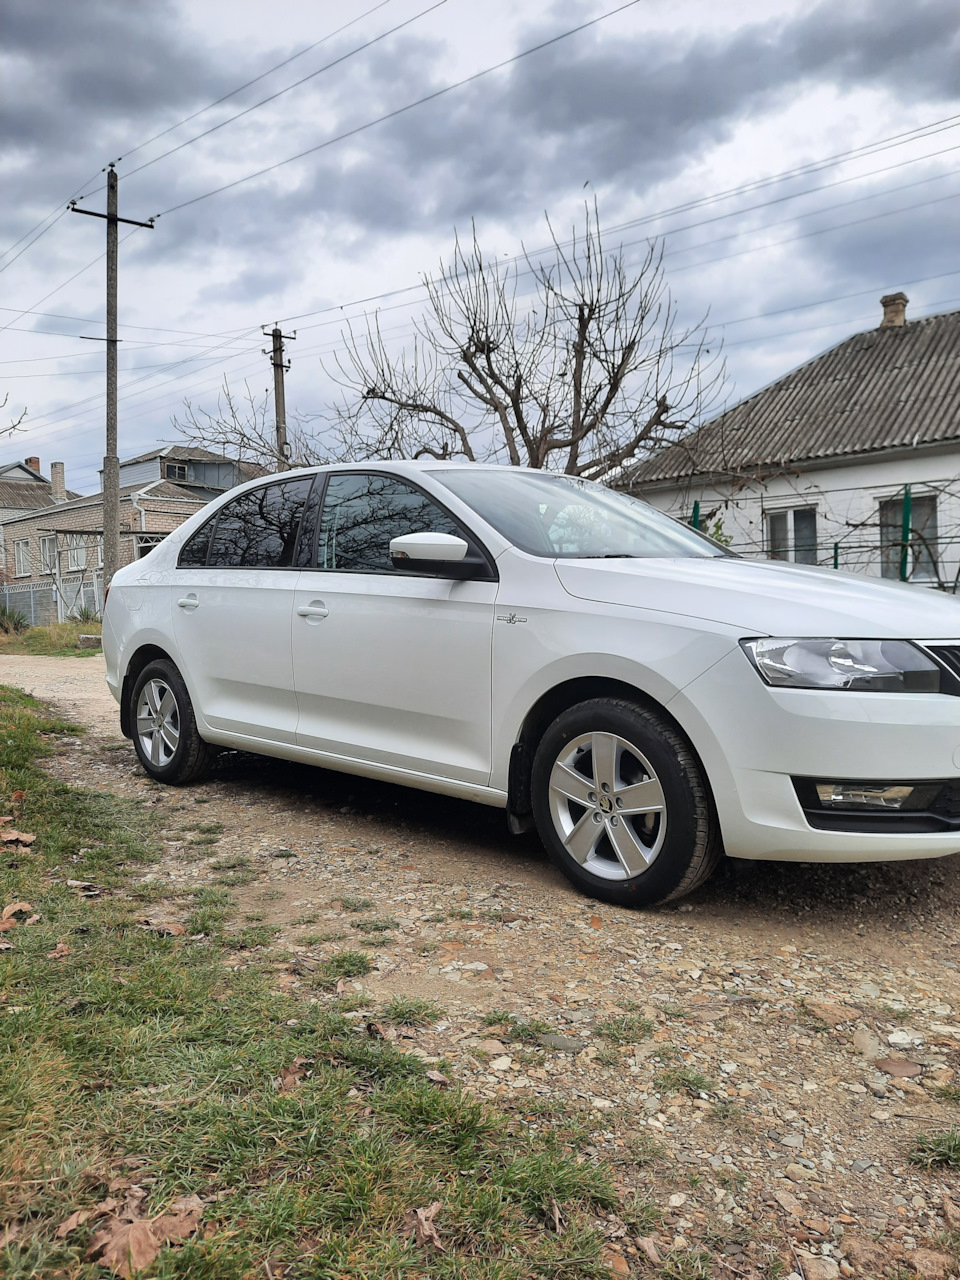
[{"x1": 598, "y1": 794, "x2": 613, "y2": 814}]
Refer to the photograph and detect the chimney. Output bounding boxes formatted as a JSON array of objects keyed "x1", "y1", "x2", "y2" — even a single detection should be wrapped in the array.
[
  {"x1": 50, "y1": 461, "x2": 66, "y2": 502},
  {"x1": 25, "y1": 456, "x2": 40, "y2": 473},
  {"x1": 880, "y1": 291, "x2": 908, "y2": 328}
]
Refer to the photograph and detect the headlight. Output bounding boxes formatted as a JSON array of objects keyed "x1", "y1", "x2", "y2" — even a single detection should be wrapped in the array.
[{"x1": 740, "y1": 638, "x2": 941, "y2": 692}]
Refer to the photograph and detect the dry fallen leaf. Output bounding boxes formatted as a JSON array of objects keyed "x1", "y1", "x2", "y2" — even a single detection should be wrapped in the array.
[
  {"x1": 56, "y1": 1208, "x2": 94, "y2": 1238},
  {"x1": 0, "y1": 940, "x2": 14, "y2": 951},
  {"x1": 0, "y1": 816, "x2": 12, "y2": 826},
  {"x1": 276, "y1": 1056, "x2": 312, "y2": 1092},
  {"x1": 1, "y1": 830, "x2": 34, "y2": 844},
  {"x1": 402, "y1": 1201, "x2": 445, "y2": 1251},
  {"x1": 47, "y1": 941, "x2": 72, "y2": 960},
  {"x1": 425, "y1": 1070, "x2": 450, "y2": 1087},
  {"x1": 1, "y1": 901, "x2": 32, "y2": 921},
  {"x1": 11, "y1": 790, "x2": 25, "y2": 806},
  {"x1": 0, "y1": 919, "x2": 17, "y2": 933},
  {"x1": 637, "y1": 1236, "x2": 662, "y2": 1265},
  {"x1": 0, "y1": 1221, "x2": 20, "y2": 1246},
  {"x1": 87, "y1": 1218, "x2": 160, "y2": 1279},
  {"x1": 151, "y1": 1193, "x2": 204, "y2": 1243},
  {"x1": 23, "y1": 915, "x2": 40, "y2": 926}
]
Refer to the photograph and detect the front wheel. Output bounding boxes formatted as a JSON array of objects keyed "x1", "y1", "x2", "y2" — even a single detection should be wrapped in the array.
[
  {"x1": 531, "y1": 698, "x2": 720, "y2": 907},
  {"x1": 130, "y1": 659, "x2": 215, "y2": 785}
]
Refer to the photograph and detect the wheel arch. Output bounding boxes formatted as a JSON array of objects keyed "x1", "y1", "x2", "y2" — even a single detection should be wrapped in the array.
[
  {"x1": 119, "y1": 644, "x2": 175, "y2": 739},
  {"x1": 507, "y1": 675, "x2": 717, "y2": 832}
]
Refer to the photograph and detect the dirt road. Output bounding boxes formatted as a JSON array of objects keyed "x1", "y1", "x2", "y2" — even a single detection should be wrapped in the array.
[{"x1": 7, "y1": 654, "x2": 960, "y2": 1278}]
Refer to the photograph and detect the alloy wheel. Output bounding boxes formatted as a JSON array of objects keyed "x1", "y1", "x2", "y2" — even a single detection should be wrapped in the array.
[
  {"x1": 136, "y1": 677, "x2": 181, "y2": 768},
  {"x1": 547, "y1": 731, "x2": 666, "y2": 879}
]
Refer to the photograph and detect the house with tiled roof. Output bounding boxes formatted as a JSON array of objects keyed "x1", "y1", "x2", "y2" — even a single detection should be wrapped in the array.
[
  {"x1": 0, "y1": 445, "x2": 257, "y2": 622},
  {"x1": 625, "y1": 294, "x2": 960, "y2": 588}
]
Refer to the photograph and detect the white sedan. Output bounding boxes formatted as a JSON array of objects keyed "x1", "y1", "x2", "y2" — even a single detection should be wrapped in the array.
[{"x1": 103, "y1": 462, "x2": 960, "y2": 906}]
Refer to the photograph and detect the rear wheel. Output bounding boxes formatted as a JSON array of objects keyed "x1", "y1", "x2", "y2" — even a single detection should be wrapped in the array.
[
  {"x1": 130, "y1": 659, "x2": 215, "y2": 785},
  {"x1": 531, "y1": 697, "x2": 720, "y2": 907}
]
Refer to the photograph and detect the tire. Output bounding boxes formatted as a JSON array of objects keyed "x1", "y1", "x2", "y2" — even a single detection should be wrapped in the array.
[
  {"x1": 129, "y1": 659, "x2": 215, "y2": 785},
  {"x1": 531, "y1": 697, "x2": 720, "y2": 907}
]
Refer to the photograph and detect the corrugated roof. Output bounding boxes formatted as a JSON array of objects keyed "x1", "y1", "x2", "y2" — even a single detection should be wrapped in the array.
[
  {"x1": 631, "y1": 307, "x2": 960, "y2": 485},
  {"x1": 0, "y1": 481, "x2": 56, "y2": 510},
  {"x1": 120, "y1": 444, "x2": 236, "y2": 466}
]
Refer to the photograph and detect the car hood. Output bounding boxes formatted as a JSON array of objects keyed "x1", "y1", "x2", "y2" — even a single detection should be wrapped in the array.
[{"x1": 554, "y1": 556, "x2": 960, "y2": 638}]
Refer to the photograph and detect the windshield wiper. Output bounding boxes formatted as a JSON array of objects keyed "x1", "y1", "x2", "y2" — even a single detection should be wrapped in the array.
[{"x1": 580, "y1": 553, "x2": 641, "y2": 558}]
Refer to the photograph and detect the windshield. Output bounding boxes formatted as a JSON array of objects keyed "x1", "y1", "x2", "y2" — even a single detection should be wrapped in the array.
[{"x1": 435, "y1": 469, "x2": 727, "y2": 560}]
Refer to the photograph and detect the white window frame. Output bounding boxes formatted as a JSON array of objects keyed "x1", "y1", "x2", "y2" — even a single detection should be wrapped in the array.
[
  {"x1": 135, "y1": 533, "x2": 165, "y2": 558},
  {"x1": 764, "y1": 505, "x2": 818, "y2": 565},
  {"x1": 66, "y1": 533, "x2": 87, "y2": 572},
  {"x1": 39, "y1": 534, "x2": 58, "y2": 576},
  {"x1": 13, "y1": 538, "x2": 30, "y2": 578}
]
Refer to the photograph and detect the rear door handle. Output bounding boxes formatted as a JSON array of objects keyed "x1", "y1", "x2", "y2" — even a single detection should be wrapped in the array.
[
  {"x1": 177, "y1": 594, "x2": 199, "y2": 611},
  {"x1": 297, "y1": 601, "x2": 329, "y2": 620}
]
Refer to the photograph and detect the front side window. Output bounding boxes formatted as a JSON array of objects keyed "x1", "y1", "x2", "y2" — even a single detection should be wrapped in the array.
[
  {"x1": 14, "y1": 539, "x2": 29, "y2": 577},
  {"x1": 66, "y1": 534, "x2": 86, "y2": 571},
  {"x1": 880, "y1": 494, "x2": 938, "y2": 581},
  {"x1": 202, "y1": 477, "x2": 314, "y2": 568},
  {"x1": 317, "y1": 473, "x2": 462, "y2": 573},
  {"x1": 436, "y1": 469, "x2": 726, "y2": 559},
  {"x1": 40, "y1": 535, "x2": 57, "y2": 575}
]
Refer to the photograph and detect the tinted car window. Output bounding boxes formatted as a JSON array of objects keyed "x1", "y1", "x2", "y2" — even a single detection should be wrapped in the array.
[
  {"x1": 318, "y1": 473, "x2": 461, "y2": 573},
  {"x1": 179, "y1": 518, "x2": 215, "y2": 567},
  {"x1": 204, "y1": 477, "x2": 313, "y2": 568}
]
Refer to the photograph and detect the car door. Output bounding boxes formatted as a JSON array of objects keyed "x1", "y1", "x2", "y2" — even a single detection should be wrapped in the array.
[
  {"x1": 292, "y1": 471, "x2": 497, "y2": 785},
  {"x1": 171, "y1": 474, "x2": 317, "y2": 745}
]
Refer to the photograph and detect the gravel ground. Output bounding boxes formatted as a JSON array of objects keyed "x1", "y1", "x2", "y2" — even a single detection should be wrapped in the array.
[{"x1": 7, "y1": 655, "x2": 960, "y2": 1279}]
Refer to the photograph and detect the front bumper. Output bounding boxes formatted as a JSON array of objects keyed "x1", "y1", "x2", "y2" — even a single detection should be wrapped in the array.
[{"x1": 669, "y1": 648, "x2": 960, "y2": 863}]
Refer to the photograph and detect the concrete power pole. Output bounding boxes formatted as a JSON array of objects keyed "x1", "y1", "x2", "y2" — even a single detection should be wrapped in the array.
[
  {"x1": 70, "y1": 165, "x2": 153, "y2": 590},
  {"x1": 263, "y1": 325, "x2": 296, "y2": 471}
]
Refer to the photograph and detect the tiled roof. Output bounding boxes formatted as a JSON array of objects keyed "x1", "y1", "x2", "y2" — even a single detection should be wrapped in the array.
[{"x1": 631, "y1": 307, "x2": 960, "y2": 485}]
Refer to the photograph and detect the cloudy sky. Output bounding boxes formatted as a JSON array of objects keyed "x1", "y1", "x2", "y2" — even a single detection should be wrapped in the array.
[{"x1": 2, "y1": 0, "x2": 960, "y2": 493}]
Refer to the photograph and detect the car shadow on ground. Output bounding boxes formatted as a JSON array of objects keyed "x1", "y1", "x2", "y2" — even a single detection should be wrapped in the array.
[{"x1": 206, "y1": 751, "x2": 960, "y2": 933}]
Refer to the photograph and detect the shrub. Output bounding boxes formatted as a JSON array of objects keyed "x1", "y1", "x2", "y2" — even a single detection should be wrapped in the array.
[{"x1": 0, "y1": 604, "x2": 29, "y2": 634}]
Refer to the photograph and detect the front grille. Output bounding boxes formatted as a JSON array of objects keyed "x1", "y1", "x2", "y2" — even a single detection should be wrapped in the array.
[{"x1": 930, "y1": 779, "x2": 960, "y2": 822}]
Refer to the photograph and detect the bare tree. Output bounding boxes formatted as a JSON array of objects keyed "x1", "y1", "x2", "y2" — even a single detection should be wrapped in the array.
[
  {"x1": 1, "y1": 394, "x2": 27, "y2": 439},
  {"x1": 329, "y1": 205, "x2": 725, "y2": 479},
  {"x1": 173, "y1": 378, "x2": 327, "y2": 472}
]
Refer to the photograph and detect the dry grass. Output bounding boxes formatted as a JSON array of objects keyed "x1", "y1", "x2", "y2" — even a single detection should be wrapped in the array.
[{"x1": 0, "y1": 620, "x2": 102, "y2": 657}]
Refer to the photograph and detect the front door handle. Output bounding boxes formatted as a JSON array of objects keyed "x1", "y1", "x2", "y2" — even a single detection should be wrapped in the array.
[
  {"x1": 177, "y1": 593, "x2": 199, "y2": 611},
  {"x1": 297, "y1": 600, "x2": 329, "y2": 620}
]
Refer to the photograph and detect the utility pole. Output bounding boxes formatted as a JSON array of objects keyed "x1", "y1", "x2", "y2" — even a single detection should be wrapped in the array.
[
  {"x1": 263, "y1": 325, "x2": 296, "y2": 471},
  {"x1": 70, "y1": 164, "x2": 153, "y2": 590}
]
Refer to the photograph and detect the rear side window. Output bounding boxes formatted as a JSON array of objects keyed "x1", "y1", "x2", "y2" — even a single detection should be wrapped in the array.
[
  {"x1": 179, "y1": 519, "x2": 214, "y2": 567},
  {"x1": 318, "y1": 473, "x2": 461, "y2": 573},
  {"x1": 180, "y1": 477, "x2": 313, "y2": 568}
]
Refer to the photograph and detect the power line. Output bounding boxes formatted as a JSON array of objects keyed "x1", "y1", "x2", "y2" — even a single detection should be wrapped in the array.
[
  {"x1": 152, "y1": 0, "x2": 645, "y2": 218},
  {"x1": 0, "y1": 169, "x2": 103, "y2": 267},
  {"x1": 119, "y1": 1, "x2": 448, "y2": 184},
  {"x1": 116, "y1": 0, "x2": 397, "y2": 166}
]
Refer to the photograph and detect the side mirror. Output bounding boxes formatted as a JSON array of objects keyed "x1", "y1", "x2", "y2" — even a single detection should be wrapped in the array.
[{"x1": 390, "y1": 531, "x2": 478, "y2": 578}]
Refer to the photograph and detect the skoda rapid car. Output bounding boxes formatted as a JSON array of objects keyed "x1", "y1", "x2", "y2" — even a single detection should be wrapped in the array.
[{"x1": 103, "y1": 463, "x2": 960, "y2": 907}]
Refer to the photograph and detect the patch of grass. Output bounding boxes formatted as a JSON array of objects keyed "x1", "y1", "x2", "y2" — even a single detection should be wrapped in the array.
[
  {"x1": 318, "y1": 949, "x2": 373, "y2": 984},
  {"x1": 352, "y1": 917, "x2": 399, "y2": 934},
  {"x1": 911, "y1": 1128, "x2": 960, "y2": 1168},
  {"x1": 212, "y1": 868, "x2": 259, "y2": 887},
  {"x1": 883, "y1": 1006, "x2": 912, "y2": 1023},
  {"x1": 659, "y1": 1249, "x2": 714, "y2": 1280},
  {"x1": 0, "y1": 620, "x2": 103, "y2": 657},
  {"x1": 709, "y1": 1101, "x2": 751, "y2": 1132},
  {"x1": 481, "y1": 1009, "x2": 513, "y2": 1026},
  {"x1": 932, "y1": 1083, "x2": 960, "y2": 1104},
  {"x1": 339, "y1": 896, "x2": 372, "y2": 912},
  {"x1": 210, "y1": 855, "x2": 251, "y2": 872},
  {"x1": 223, "y1": 925, "x2": 280, "y2": 950},
  {"x1": 655, "y1": 1065, "x2": 715, "y2": 1096},
  {"x1": 657, "y1": 1002, "x2": 689, "y2": 1020},
  {"x1": 381, "y1": 996, "x2": 443, "y2": 1026},
  {"x1": 333, "y1": 994, "x2": 371, "y2": 1013},
  {"x1": 596, "y1": 1014, "x2": 654, "y2": 1045},
  {"x1": 0, "y1": 684, "x2": 625, "y2": 1278},
  {"x1": 624, "y1": 1130, "x2": 666, "y2": 1166},
  {"x1": 506, "y1": 1017, "x2": 553, "y2": 1044},
  {"x1": 294, "y1": 913, "x2": 319, "y2": 926}
]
